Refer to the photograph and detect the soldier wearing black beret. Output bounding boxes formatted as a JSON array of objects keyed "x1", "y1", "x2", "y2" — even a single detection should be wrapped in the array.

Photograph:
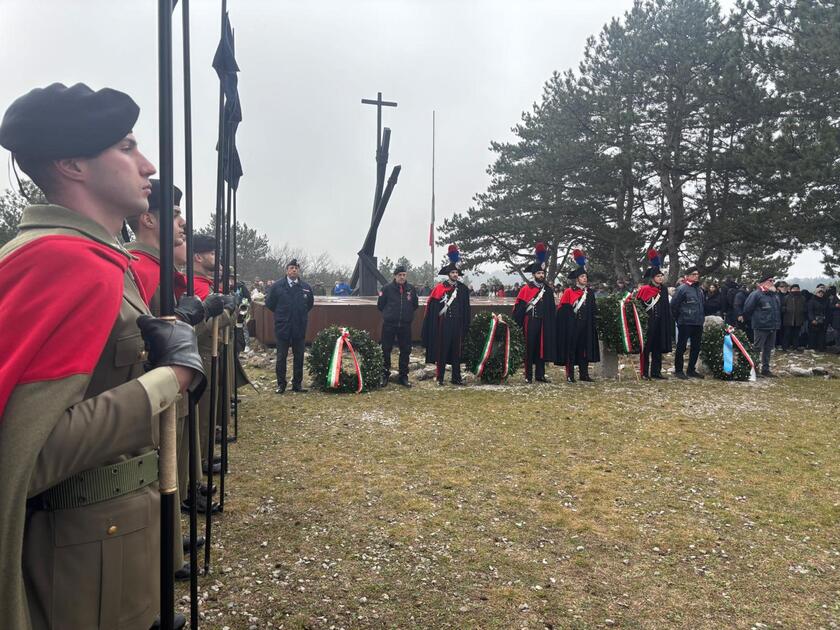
[
  {"x1": 0, "y1": 83, "x2": 203, "y2": 629},
  {"x1": 377, "y1": 264, "x2": 419, "y2": 387}
]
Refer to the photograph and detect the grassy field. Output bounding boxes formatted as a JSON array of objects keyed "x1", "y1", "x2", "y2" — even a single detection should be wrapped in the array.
[{"x1": 180, "y1": 354, "x2": 840, "y2": 629}]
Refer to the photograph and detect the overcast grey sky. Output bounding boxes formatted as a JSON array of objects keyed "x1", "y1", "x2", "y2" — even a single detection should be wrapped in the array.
[{"x1": 0, "y1": 0, "x2": 824, "y2": 277}]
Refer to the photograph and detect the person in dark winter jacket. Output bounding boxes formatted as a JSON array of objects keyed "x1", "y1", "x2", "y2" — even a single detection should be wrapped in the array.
[
  {"x1": 704, "y1": 282, "x2": 723, "y2": 316},
  {"x1": 774, "y1": 281, "x2": 789, "y2": 346},
  {"x1": 377, "y1": 265, "x2": 419, "y2": 387},
  {"x1": 743, "y1": 273, "x2": 782, "y2": 376},
  {"x1": 807, "y1": 286, "x2": 829, "y2": 351},
  {"x1": 266, "y1": 259, "x2": 314, "y2": 393},
  {"x1": 827, "y1": 286, "x2": 840, "y2": 337},
  {"x1": 669, "y1": 267, "x2": 706, "y2": 378},
  {"x1": 722, "y1": 277, "x2": 739, "y2": 324},
  {"x1": 781, "y1": 284, "x2": 807, "y2": 350}
]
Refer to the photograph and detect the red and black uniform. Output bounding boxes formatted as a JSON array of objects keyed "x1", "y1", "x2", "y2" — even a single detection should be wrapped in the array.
[
  {"x1": 636, "y1": 283, "x2": 673, "y2": 378},
  {"x1": 555, "y1": 285, "x2": 600, "y2": 381},
  {"x1": 421, "y1": 280, "x2": 471, "y2": 383},
  {"x1": 512, "y1": 281, "x2": 556, "y2": 381}
]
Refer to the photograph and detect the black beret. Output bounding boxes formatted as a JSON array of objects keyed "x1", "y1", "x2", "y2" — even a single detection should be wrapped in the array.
[
  {"x1": 287, "y1": 259, "x2": 300, "y2": 268},
  {"x1": 393, "y1": 265, "x2": 407, "y2": 275},
  {"x1": 0, "y1": 82, "x2": 139, "y2": 158},
  {"x1": 193, "y1": 234, "x2": 216, "y2": 254},
  {"x1": 148, "y1": 179, "x2": 183, "y2": 212}
]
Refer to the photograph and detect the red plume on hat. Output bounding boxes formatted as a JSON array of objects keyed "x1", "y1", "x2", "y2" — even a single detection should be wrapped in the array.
[
  {"x1": 647, "y1": 248, "x2": 661, "y2": 267},
  {"x1": 535, "y1": 242, "x2": 547, "y2": 264},
  {"x1": 572, "y1": 249, "x2": 586, "y2": 267},
  {"x1": 447, "y1": 244, "x2": 460, "y2": 263}
]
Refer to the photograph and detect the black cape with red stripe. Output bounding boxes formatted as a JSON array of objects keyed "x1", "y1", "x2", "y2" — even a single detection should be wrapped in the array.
[
  {"x1": 554, "y1": 286, "x2": 600, "y2": 365},
  {"x1": 512, "y1": 281, "x2": 556, "y2": 363},
  {"x1": 421, "y1": 280, "x2": 471, "y2": 365},
  {"x1": 636, "y1": 284, "x2": 673, "y2": 353}
]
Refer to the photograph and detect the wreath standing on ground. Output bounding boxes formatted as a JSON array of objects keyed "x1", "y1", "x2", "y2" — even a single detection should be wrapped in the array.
[
  {"x1": 700, "y1": 321, "x2": 758, "y2": 381},
  {"x1": 463, "y1": 312, "x2": 525, "y2": 384},
  {"x1": 597, "y1": 293, "x2": 648, "y2": 354},
  {"x1": 307, "y1": 325, "x2": 384, "y2": 393}
]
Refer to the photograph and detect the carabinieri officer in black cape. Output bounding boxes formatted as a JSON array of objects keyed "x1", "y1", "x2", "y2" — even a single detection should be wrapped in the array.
[
  {"x1": 635, "y1": 249, "x2": 673, "y2": 380},
  {"x1": 555, "y1": 249, "x2": 600, "y2": 383},
  {"x1": 421, "y1": 244, "x2": 471, "y2": 386},
  {"x1": 512, "y1": 242, "x2": 556, "y2": 382}
]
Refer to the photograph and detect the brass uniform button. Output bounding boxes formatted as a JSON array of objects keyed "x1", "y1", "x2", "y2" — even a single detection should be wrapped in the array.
[
  {"x1": 107, "y1": 525, "x2": 118, "y2": 536},
  {"x1": 137, "y1": 350, "x2": 148, "y2": 361}
]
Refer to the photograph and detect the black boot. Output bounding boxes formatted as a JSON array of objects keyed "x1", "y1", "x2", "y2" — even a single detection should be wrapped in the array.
[
  {"x1": 398, "y1": 376, "x2": 412, "y2": 387},
  {"x1": 183, "y1": 535, "x2": 206, "y2": 552},
  {"x1": 150, "y1": 613, "x2": 186, "y2": 629}
]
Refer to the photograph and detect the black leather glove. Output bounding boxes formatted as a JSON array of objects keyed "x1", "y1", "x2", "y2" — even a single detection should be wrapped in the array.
[
  {"x1": 204, "y1": 294, "x2": 225, "y2": 319},
  {"x1": 136, "y1": 315, "x2": 207, "y2": 397},
  {"x1": 174, "y1": 295, "x2": 205, "y2": 326},
  {"x1": 221, "y1": 294, "x2": 236, "y2": 313}
]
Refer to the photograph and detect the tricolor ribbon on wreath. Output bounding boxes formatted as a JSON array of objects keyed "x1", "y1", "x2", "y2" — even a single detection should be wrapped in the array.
[
  {"x1": 326, "y1": 327, "x2": 364, "y2": 393},
  {"x1": 620, "y1": 291, "x2": 645, "y2": 355},
  {"x1": 474, "y1": 313, "x2": 510, "y2": 379},
  {"x1": 723, "y1": 325, "x2": 757, "y2": 381}
]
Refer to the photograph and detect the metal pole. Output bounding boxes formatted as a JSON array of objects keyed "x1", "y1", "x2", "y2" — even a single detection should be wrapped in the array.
[
  {"x1": 232, "y1": 189, "x2": 239, "y2": 441},
  {"x1": 431, "y1": 110, "x2": 435, "y2": 275},
  {"x1": 157, "y1": 0, "x2": 176, "y2": 627},
  {"x1": 181, "y1": 0, "x2": 199, "y2": 624}
]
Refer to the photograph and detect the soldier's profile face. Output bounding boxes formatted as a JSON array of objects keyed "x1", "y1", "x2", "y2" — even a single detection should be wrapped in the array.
[
  {"x1": 395, "y1": 272, "x2": 407, "y2": 284},
  {"x1": 173, "y1": 206, "x2": 186, "y2": 246},
  {"x1": 577, "y1": 273, "x2": 588, "y2": 286},
  {"x1": 85, "y1": 133, "x2": 156, "y2": 218}
]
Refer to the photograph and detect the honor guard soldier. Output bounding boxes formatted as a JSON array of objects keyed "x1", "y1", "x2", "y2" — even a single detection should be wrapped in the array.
[
  {"x1": 191, "y1": 234, "x2": 231, "y2": 499},
  {"x1": 377, "y1": 264, "x2": 419, "y2": 387},
  {"x1": 0, "y1": 83, "x2": 205, "y2": 630},
  {"x1": 635, "y1": 249, "x2": 673, "y2": 380},
  {"x1": 127, "y1": 180, "x2": 218, "y2": 576},
  {"x1": 421, "y1": 244, "x2": 472, "y2": 385},
  {"x1": 512, "y1": 242, "x2": 556, "y2": 382},
  {"x1": 266, "y1": 259, "x2": 314, "y2": 393},
  {"x1": 555, "y1": 249, "x2": 600, "y2": 382}
]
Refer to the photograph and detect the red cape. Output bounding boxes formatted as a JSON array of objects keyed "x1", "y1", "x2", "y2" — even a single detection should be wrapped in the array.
[
  {"x1": 636, "y1": 285, "x2": 660, "y2": 302},
  {"x1": 129, "y1": 249, "x2": 160, "y2": 308},
  {"x1": 559, "y1": 287, "x2": 584, "y2": 306},
  {"x1": 194, "y1": 275, "x2": 214, "y2": 300},
  {"x1": 0, "y1": 235, "x2": 127, "y2": 419},
  {"x1": 514, "y1": 284, "x2": 540, "y2": 306}
]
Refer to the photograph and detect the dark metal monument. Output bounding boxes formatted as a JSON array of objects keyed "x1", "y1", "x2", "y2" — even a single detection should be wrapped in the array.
[{"x1": 351, "y1": 91, "x2": 401, "y2": 295}]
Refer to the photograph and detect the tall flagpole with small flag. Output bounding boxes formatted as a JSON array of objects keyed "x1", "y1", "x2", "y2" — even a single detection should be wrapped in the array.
[{"x1": 430, "y1": 110, "x2": 436, "y2": 272}]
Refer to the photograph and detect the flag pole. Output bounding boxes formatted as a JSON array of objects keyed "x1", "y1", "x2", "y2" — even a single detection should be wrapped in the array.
[
  {"x1": 430, "y1": 110, "x2": 436, "y2": 274},
  {"x1": 180, "y1": 0, "x2": 200, "y2": 623},
  {"x1": 157, "y1": 0, "x2": 176, "y2": 627}
]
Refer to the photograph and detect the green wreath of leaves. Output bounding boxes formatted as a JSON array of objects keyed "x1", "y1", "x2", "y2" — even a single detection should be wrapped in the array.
[
  {"x1": 463, "y1": 312, "x2": 525, "y2": 384},
  {"x1": 306, "y1": 325, "x2": 384, "y2": 393},
  {"x1": 700, "y1": 321, "x2": 758, "y2": 381},
  {"x1": 596, "y1": 293, "x2": 648, "y2": 355}
]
